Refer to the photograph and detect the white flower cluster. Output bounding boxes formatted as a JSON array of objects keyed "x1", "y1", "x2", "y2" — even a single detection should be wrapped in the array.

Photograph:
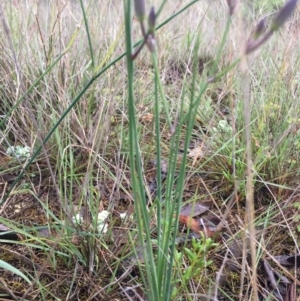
[
  {"x1": 72, "y1": 213, "x2": 84, "y2": 224},
  {"x1": 6, "y1": 146, "x2": 31, "y2": 160},
  {"x1": 96, "y1": 210, "x2": 110, "y2": 233},
  {"x1": 72, "y1": 210, "x2": 110, "y2": 234}
]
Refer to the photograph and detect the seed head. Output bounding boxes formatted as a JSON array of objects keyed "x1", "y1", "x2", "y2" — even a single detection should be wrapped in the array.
[
  {"x1": 253, "y1": 18, "x2": 266, "y2": 40},
  {"x1": 148, "y1": 6, "x2": 156, "y2": 34},
  {"x1": 134, "y1": 0, "x2": 146, "y2": 22},
  {"x1": 271, "y1": 0, "x2": 298, "y2": 31}
]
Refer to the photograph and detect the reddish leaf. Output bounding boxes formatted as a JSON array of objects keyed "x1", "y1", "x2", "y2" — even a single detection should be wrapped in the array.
[{"x1": 179, "y1": 215, "x2": 215, "y2": 238}]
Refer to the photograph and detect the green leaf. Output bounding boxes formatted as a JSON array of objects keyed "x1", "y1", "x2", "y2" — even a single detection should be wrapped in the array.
[
  {"x1": 184, "y1": 248, "x2": 196, "y2": 262},
  {"x1": 184, "y1": 266, "x2": 193, "y2": 280},
  {"x1": 0, "y1": 259, "x2": 32, "y2": 284},
  {"x1": 293, "y1": 202, "x2": 300, "y2": 210}
]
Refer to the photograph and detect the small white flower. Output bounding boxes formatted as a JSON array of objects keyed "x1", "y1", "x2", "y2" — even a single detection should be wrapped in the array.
[
  {"x1": 120, "y1": 212, "x2": 133, "y2": 220},
  {"x1": 119, "y1": 212, "x2": 127, "y2": 220},
  {"x1": 72, "y1": 213, "x2": 83, "y2": 224},
  {"x1": 96, "y1": 210, "x2": 110, "y2": 233},
  {"x1": 97, "y1": 210, "x2": 109, "y2": 222},
  {"x1": 6, "y1": 145, "x2": 31, "y2": 160},
  {"x1": 97, "y1": 223, "x2": 109, "y2": 233},
  {"x1": 218, "y1": 120, "x2": 231, "y2": 133}
]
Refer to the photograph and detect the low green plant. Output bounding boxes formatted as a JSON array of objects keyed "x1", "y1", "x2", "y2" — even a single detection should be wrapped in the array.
[{"x1": 172, "y1": 236, "x2": 218, "y2": 299}]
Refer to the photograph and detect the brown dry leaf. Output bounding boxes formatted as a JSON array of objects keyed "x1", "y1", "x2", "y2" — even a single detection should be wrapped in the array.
[
  {"x1": 71, "y1": 235, "x2": 80, "y2": 245},
  {"x1": 274, "y1": 254, "x2": 300, "y2": 267},
  {"x1": 285, "y1": 283, "x2": 296, "y2": 301},
  {"x1": 188, "y1": 146, "x2": 204, "y2": 166},
  {"x1": 140, "y1": 113, "x2": 153, "y2": 123},
  {"x1": 0, "y1": 153, "x2": 13, "y2": 166},
  {"x1": 180, "y1": 201, "x2": 211, "y2": 217}
]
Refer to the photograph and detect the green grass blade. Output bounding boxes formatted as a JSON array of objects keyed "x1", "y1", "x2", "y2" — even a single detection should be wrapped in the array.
[
  {"x1": 79, "y1": 0, "x2": 94, "y2": 69},
  {"x1": 0, "y1": 259, "x2": 32, "y2": 284}
]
